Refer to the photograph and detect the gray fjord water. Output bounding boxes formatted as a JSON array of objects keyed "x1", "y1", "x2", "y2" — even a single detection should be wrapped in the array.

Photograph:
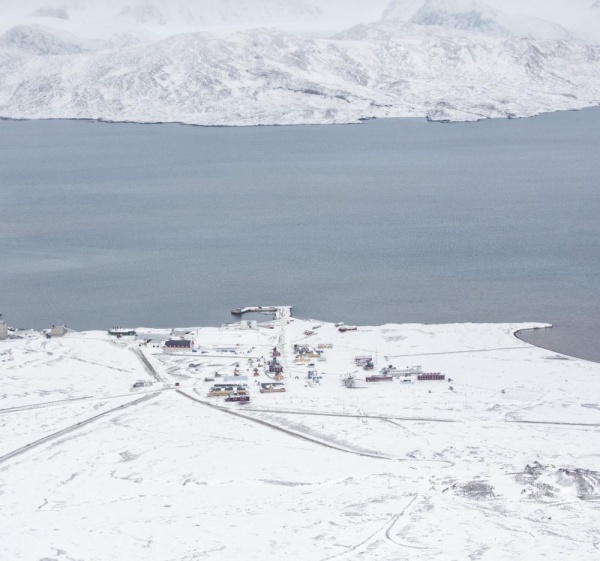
[{"x1": 0, "y1": 109, "x2": 599, "y2": 361}]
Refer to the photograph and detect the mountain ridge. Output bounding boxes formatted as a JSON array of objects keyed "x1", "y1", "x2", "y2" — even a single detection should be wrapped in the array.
[
  {"x1": 1, "y1": 25, "x2": 599, "y2": 125},
  {"x1": 1, "y1": 1, "x2": 599, "y2": 125}
]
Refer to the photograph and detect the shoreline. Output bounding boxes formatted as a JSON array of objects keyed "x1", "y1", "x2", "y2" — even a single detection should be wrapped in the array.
[
  {"x1": 4, "y1": 319, "x2": 599, "y2": 365},
  {"x1": 514, "y1": 325, "x2": 600, "y2": 366},
  {"x1": 1, "y1": 104, "x2": 600, "y2": 129}
]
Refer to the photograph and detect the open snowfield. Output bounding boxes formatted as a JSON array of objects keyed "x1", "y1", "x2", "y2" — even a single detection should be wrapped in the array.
[{"x1": 1, "y1": 313, "x2": 599, "y2": 560}]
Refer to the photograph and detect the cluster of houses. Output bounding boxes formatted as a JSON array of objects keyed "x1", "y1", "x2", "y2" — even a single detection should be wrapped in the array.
[
  {"x1": 107, "y1": 326, "x2": 198, "y2": 351},
  {"x1": 111, "y1": 319, "x2": 451, "y2": 403},
  {"x1": 204, "y1": 349, "x2": 289, "y2": 402},
  {"x1": 358, "y1": 360, "x2": 446, "y2": 384},
  {"x1": 293, "y1": 344, "x2": 327, "y2": 364},
  {"x1": 354, "y1": 355, "x2": 374, "y2": 370}
]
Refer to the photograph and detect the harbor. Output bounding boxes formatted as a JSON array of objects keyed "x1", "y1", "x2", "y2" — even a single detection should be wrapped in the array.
[{"x1": 231, "y1": 306, "x2": 292, "y2": 317}]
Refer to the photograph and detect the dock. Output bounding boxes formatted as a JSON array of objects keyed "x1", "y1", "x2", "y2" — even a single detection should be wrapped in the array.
[{"x1": 231, "y1": 306, "x2": 292, "y2": 316}]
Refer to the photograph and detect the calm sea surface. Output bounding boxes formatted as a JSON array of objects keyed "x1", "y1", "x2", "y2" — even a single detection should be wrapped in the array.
[{"x1": 1, "y1": 110, "x2": 599, "y2": 361}]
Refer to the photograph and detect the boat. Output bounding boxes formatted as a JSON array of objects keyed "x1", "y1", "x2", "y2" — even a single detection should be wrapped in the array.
[{"x1": 231, "y1": 306, "x2": 292, "y2": 316}]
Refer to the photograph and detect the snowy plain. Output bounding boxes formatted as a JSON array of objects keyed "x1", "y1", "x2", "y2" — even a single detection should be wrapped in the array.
[
  {"x1": 1, "y1": 313, "x2": 599, "y2": 560},
  {"x1": 1, "y1": 0, "x2": 600, "y2": 124}
]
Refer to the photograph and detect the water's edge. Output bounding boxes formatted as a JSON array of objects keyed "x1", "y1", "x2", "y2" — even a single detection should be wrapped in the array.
[{"x1": 2, "y1": 103, "x2": 599, "y2": 129}]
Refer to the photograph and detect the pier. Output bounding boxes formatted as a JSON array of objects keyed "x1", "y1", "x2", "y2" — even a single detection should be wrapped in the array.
[{"x1": 231, "y1": 306, "x2": 292, "y2": 317}]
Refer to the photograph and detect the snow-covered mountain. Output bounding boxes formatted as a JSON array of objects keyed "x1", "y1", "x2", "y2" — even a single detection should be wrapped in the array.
[
  {"x1": 115, "y1": 0, "x2": 322, "y2": 26},
  {"x1": 0, "y1": 24, "x2": 108, "y2": 56},
  {"x1": 0, "y1": 1, "x2": 389, "y2": 42},
  {"x1": 0, "y1": 0, "x2": 599, "y2": 125},
  {"x1": 382, "y1": 0, "x2": 574, "y2": 41},
  {"x1": 1, "y1": 25, "x2": 599, "y2": 125},
  {"x1": 1, "y1": 0, "x2": 323, "y2": 26},
  {"x1": 30, "y1": 6, "x2": 69, "y2": 20}
]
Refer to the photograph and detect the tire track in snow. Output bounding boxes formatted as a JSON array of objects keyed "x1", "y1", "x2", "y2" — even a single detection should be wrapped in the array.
[
  {"x1": 320, "y1": 494, "x2": 421, "y2": 561},
  {"x1": 386, "y1": 346, "x2": 530, "y2": 358},
  {"x1": 178, "y1": 388, "x2": 394, "y2": 460},
  {"x1": 0, "y1": 393, "x2": 159, "y2": 466},
  {"x1": 385, "y1": 495, "x2": 431, "y2": 550},
  {"x1": 0, "y1": 396, "x2": 92, "y2": 414},
  {"x1": 319, "y1": 515, "x2": 395, "y2": 561},
  {"x1": 506, "y1": 419, "x2": 600, "y2": 428},
  {"x1": 240, "y1": 407, "x2": 456, "y2": 424},
  {"x1": 0, "y1": 387, "x2": 168, "y2": 415},
  {"x1": 0, "y1": 348, "x2": 165, "y2": 417},
  {"x1": 178, "y1": 389, "x2": 453, "y2": 467}
]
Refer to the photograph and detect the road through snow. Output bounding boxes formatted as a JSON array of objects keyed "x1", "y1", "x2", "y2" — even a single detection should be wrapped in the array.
[{"x1": 0, "y1": 392, "x2": 159, "y2": 466}]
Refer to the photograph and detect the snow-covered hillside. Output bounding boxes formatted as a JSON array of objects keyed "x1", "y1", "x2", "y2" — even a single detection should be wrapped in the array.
[
  {"x1": 0, "y1": 24, "x2": 109, "y2": 55},
  {"x1": 1, "y1": 24, "x2": 600, "y2": 124},
  {"x1": 0, "y1": 0, "x2": 599, "y2": 124},
  {"x1": 1, "y1": 317, "x2": 600, "y2": 560}
]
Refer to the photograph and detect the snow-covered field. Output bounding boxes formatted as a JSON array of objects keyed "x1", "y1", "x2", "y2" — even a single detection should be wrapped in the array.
[
  {"x1": 1, "y1": 313, "x2": 599, "y2": 560},
  {"x1": 1, "y1": 0, "x2": 600, "y2": 124}
]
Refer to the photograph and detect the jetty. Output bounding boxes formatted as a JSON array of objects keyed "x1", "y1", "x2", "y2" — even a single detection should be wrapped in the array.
[
  {"x1": 108, "y1": 328, "x2": 137, "y2": 337},
  {"x1": 231, "y1": 306, "x2": 292, "y2": 316}
]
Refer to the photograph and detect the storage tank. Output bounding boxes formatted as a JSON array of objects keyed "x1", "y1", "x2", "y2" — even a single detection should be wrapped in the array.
[{"x1": 0, "y1": 321, "x2": 8, "y2": 341}]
